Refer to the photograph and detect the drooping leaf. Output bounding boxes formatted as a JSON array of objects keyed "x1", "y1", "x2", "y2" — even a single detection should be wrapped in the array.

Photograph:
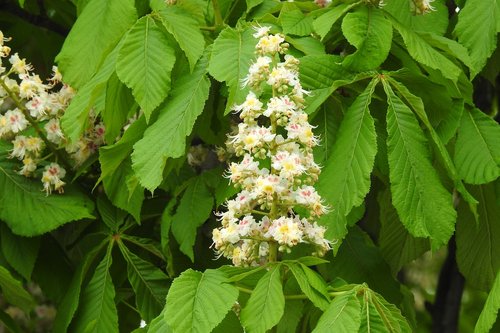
[
  {"x1": 454, "y1": 0, "x2": 499, "y2": 77},
  {"x1": 116, "y1": 16, "x2": 176, "y2": 121},
  {"x1": 99, "y1": 118, "x2": 147, "y2": 222},
  {"x1": 132, "y1": 55, "x2": 210, "y2": 191},
  {"x1": 358, "y1": 287, "x2": 411, "y2": 333},
  {"x1": 313, "y1": 2, "x2": 360, "y2": 40},
  {"x1": 147, "y1": 306, "x2": 172, "y2": 333},
  {"x1": 158, "y1": 6, "x2": 205, "y2": 72},
  {"x1": 0, "y1": 141, "x2": 94, "y2": 236},
  {"x1": 103, "y1": 72, "x2": 136, "y2": 143},
  {"x1": 241, "y1": 265, "x2": 285, "y2": 333},
  {"x1": 61, "y1": 38, "x2": 124, "y2": 142},
  {"x1": 56, "y1": 0, "x2": 137, "y2": 88},
  {"x1": 165, "y1": 269, "x2": 239, "y2": 333},
  {"x1": 207, "y1": 26, "x2": 257, "y2": 114},
  {"x1": 277, "y1": 300, "x2": 304, "y2": 333},
  {"x1": 0, "y1": 224, "x2": 40, "y2": 280},
  {"x1": 388, "y1": 16, "x2": 462, "y2": 82},
  {"x1": 341, "y1": 6, "x2": 393, "y2": 71},
  {"x1": 455, "y1": 108, "x2": 500, "y2": 184},
  {"x1": 286, "y1": 262, "x2": 330, "y2": 310},
  {"x1": 118, "y1": 242, "x2": 170, "y2": 322},
  {"x1": 456, "y1": 182, "x2": 500, "y2": 291},
  {"x1": 53, "y1": 241, "x2": 107, "y2": 333},
  {"x1": 377, "y1": 189, "x2": 429, "y2": 275},
  {"x1": 313, "y1": 290, "x2": 361, "y2": 332},
  {"x1": 0, "y1": 265, "x2": 35, "y2": 313},
  {"x1": 72, "y1": 244, "x2": 118, "y2": 333},
  {"x1": 317, "y1": 78, "x2": 378, "y2": 243},
  {"x1": 280, "y1": 7, "x2": 313, "y2": 36},
  {"x1": 383, "y1": 82, "x2": 456, "y2": 249},
  {"x1": 475, "y1": 271, "x2": 500, "y2": 333},
  {"x1": 171, "y1": 175, "x2": 214, "y2": 261}
]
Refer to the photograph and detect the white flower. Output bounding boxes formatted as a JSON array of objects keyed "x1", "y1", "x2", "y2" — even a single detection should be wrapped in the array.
[
  {"x1": 41, "y1": 163, "x2": 66, "y2": 195},
  {"x1": 5, "y1": 109, "x2": 28, "y2": 133},
  {"x1": 11, "y1": 135, "x2": 27, "y2": 159},
  {"x1": 252, "y1": 25, "x2": 271, "y2": 38},
  {"x1": 44, "y1": 118, "x2": 64, "y2": 144},
  {"x1": 9, "y1": 53, "x2": 31, "y2": 74},
  {"x1": 265, "y1": 216, "x2": 303, "y2": 247},
  {"x1": 18, "y1": 156, "x2": 37, "y2": 176},
  {"x1": 256, "y1": 34, "x2": 285, "y2": 54}
]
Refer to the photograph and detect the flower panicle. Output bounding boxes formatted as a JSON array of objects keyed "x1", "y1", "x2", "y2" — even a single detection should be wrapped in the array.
[
  {"x1": 213, "y1": 26, "x2": 332, "y2": 267},
  {"x1": 0, "y1": 30, "x2": 107, "y2": 194}
]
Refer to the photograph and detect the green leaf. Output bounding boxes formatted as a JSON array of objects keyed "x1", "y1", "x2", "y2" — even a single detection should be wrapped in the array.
[
  {"x1": 0, "y1": 265, "x2": 35, "y2": 313},
  {"x1": 341, "y1": 6, "x2": 392, "y2": 71},
  {"x1": 388, "y1": 16, "x2": 462, "y2": 82},
  {"x1": 313, "y1": 2, "x2": 360, "y2": 40},
  {"x1": 386, "y1": 77, "x2": 478, "y2": 219},
  {"x1": 158, "y1": 6, "x2": 205, "y2": 72},
  {"x1": 97, "y1": 196, "x2": 127, "y2": 231},
  {"x1": 0, "y1": 224, "x2": 40, "y2": 280},
  {"x1": 0, "y1": 308, "x2": 22, "y2": 333},
  {"x1": 147, "y1": 306, "x2": 172, "y2": 333},
  {"x1": 0, "y1": 141, "x2": 94, "y2": 236},
  {"x1": 277, "y1": 300, "x2": 303, "y2": 333},
  {"x1": 118, "y1": 242, "x2": 169, "y2": 322},
  {"x1": 56, "y1": 0, "x2": 137, "y2": 88},
  {"x1": 358, "y1": 287, "x2": 411, "y2": 333},
  {"x1": 312, "y1": 290, "x2": 361, "y2": 332},
  {"x1": 61, "y1": 39, "x2": 123, "y2": 142},
  {"x1": 208, "y1": 26, "x2": 257, "y2": 114},
  {"x1": 213, "y1": 311, "x2": 244, "y2": 333},
  {"x1": 171, "y1": 175, "x2": 214, "y2": 261},
  {"x1": 72, "y1": 244, "x2": 118, "y2": 333},
  {"x1": 241, "y1": 265, "x2": 285, "y2": 333},
  {"x1": 317, "y1": 79, "x2": 378, "y2": 243},
  {"x1": 121, "y1": 235, "x2": 165, "y2": 260},
  {"x1": 455, "y1": 108, "x2": 500, "y2": 184},
  {"x1": 382, "y1": 82, "x2": 456, "y2": 249},
  {"x1": 475, "y1": 271, "x2": 500, "y2": 333},
  {"x1": 99, "y1": 117, "x2": 146, "y2": 221},
  {"x1": 286, "y1": 263, "x2": 330, "y2": 310},
  {"x1": 53, "y1": 241, "x2": 107, "y2": 333},
  {"x1": 326, "y1": 227, "x2": 402, "y2": 306},
  {"x1": 454, "y1": 0, "x2": 499, "y2": 77},
  {"x1": 377, "y1": 190, "x2": 429, "y2": 275},
  {"x1": 132, "y1": 54, "x2": 210, "y2": 191},
  {"x1": 116, "y1": 16, "x2": 176, "y2": 121},
  {"x1": 280, "y1": 7, "x2": 313, "y2": 36},
  {"x1": 246, "y1": 0, "x2": 264, "y2": 12},
  {"x1": 456, "y1": 182, "x2": 500, "y2": 290},
  {"x1": 165, "y1": 269, "x2": 239, "y2": 333},
  {"x1": 103, "y1": 72, "x2": 136, "y2": 143}
]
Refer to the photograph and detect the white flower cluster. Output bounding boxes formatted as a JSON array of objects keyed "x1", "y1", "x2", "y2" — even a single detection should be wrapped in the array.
[
  {"x1": 0, "y1": 31, "x2": 105, "y2": 194},
  {"x1": 213, "y1": 26, "x2": 331, "y2": 267}
]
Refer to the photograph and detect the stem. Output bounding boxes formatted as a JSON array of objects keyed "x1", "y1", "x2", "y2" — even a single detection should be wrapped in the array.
[
  {"x1": 237, "y1": 285, "x2": 347, "y2": 299},
  {"x1": 200, "y1": 26, "x2": 216, "y2": 31},
  {"x1": 212, "y1": 0, "x2": 224, "y2": 29},
  {"x1": 0, "y1": 78, "x2": 73, "y2": 171}
]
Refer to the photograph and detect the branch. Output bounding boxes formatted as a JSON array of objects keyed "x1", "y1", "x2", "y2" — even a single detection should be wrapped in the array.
[{"x1": 0, "y1": 1, "x2": 69, "y2": 36}]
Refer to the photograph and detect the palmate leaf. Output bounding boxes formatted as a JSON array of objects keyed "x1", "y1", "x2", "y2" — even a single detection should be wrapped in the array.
[
  {"x1": 280, "y1": 5, "x2": 313, "y2": 36},
  {"x1": 286, "y1": 263, "x2": 330, "y2": 311},
  {"x1": 475, "y1": 271, "x2": 500, "y2": 333},
  {"x1": 456, "y1": 182, "x2": 500, "y2": 291},
  {"x1": 171, "y1": 175, "x2": 214, "y2": 261},
  {"x1": 312, "y1": 290, "x2": 361, "y2": 332},
  {"x1": 240, "y1": 265, "x2": 285, "y2": 333},
  {"x1": 56, "y1": 0, "x2": 137, "y2": 88},
  {"x1": 158, "y1": 6, "x2": 205, "y2": 72},
  {"x1": 0, "y1": 265, "x2": 35, "y2": 313},
  {"x1": 118, "y1": 242, "x2": 169, "y2": 322},
  {"x1": 72, "y1": 244, "x2": 118, "y2": 333},
  {"x1": 276, "y1": 300, "x2": 303, "y2": 333},
  {"x1": 317, "y1": 78, "x2": 378, "y2": 243},
  {"x1": 207, "y1": 26, "x2": 257, "y2": 114},
  {"x1": 116, "y1": 16, "x2": 176, "y2": 122},
  {"x1": 341, "y1": 6, "x2": 393, "y2": 71},
  {"x1": 0, "y1": 141, "x2": 94, "y2": 236},
  {"x1": 0, "y1": 224, "x2": 40, "y2": 280},
  {"x1": 454, "y1": 0, "x2": 500, "y2": 77},
  {"x1": 132, "y1": 54, "x2": 210, "y2": 191},
  {"x1": 382, "y1": 82, "x2": 456, "y2": 250},
  {"x1": 455, "y1": 108, "x2": 500, "y2": 184},
  {"x1": 165, "y1": 269, "x2": 239, "y2": 333}
]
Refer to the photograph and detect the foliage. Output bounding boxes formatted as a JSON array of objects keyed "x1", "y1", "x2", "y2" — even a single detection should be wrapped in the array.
[{"x1": 0, "y1": 0, "x2": 499, "y2": 332}]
